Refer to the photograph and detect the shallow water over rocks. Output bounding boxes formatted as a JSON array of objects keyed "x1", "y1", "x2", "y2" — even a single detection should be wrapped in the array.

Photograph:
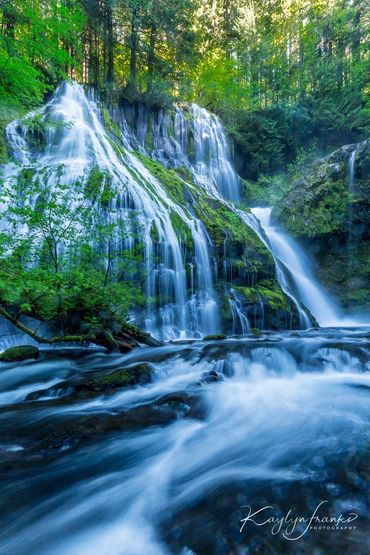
[{"x1": 0, "y1": 329, "x2": 369, "y2": 555}]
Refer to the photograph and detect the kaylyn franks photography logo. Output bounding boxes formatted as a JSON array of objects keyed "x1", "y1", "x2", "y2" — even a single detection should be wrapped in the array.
[{"x1": 240, "y1": 501, "x2": 358, "y2": 541}]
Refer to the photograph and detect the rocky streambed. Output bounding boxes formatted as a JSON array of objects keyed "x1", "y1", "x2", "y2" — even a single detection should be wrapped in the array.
[{"x1": 1, "y1": 329, "x2": 370, "y2": 555}]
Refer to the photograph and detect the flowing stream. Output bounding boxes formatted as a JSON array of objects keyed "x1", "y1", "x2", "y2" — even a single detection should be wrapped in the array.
[{"x1": 0, "y1": 330, "x2": 370, "y2": 554}]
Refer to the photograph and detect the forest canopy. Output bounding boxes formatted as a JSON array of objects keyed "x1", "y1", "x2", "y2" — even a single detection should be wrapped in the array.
[{"x1": 0, "y1": 0, "x2": 369, "y2": 173}]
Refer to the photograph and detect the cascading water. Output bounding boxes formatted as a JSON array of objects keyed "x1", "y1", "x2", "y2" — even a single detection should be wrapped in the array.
[
  {"x1": 1, "y1": 81, "x2": 366, "y2": 341},
  {"x1": 132, "y1": 102, "x2": 241, "y2": 202},
  {"x1": 1, "y1": 82, "x2": 221, "y2": 340},
  {"x1": 1, "y1": 329, "x2": 369, "y2": 554},
  {"x1": 130, "y1": 99, "x2": 316, "y2": 330},
  {"x1": 347, "y1": 144, "x2": 358, "y2": 272},
  {"x1": 1, "y1": 83, "x2": 370, "y2": 555},
  {"x1": 252, "y1": 207, "x2": 347, "y2": 327}
]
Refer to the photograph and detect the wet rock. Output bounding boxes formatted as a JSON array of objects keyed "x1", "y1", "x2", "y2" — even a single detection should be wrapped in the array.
[
  {"x1": 25, "y1": 390, "x2": 206, "y2": 455},
  {"x1": 203, "y1": 334, "x2": 227, "y2": 341},
  {"x1": 155, "y1": 391, "x2": 206, "y2": 419},
  {"x1": 26, "y1": 363, "x2": 152, "y2": 401},
  {"x1": 0, "y1": 345, "x2": 39, "y2": 362},
  {"x1": 191, "y1": 369, "x2": 223, "y2": 387}
]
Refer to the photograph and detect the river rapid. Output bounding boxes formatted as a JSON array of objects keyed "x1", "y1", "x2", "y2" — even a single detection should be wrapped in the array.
[{"x1": 1, "y1": 329, "x2": 370, "y2": 555}]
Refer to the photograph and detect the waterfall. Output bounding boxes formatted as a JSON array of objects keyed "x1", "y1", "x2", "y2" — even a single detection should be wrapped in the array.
[
  {"x1": 1, "y1": 82, "x2": 219, "y2": 341},
  {"x1": 348, "y1": 146, "x2": 357, "y2": 192},
  {"x1": 229, "y1": 289, "x2": 250, "y2": 334},
  {"x1": 252, "y1": 207, "x2": 345, "y2": 327},
  {"x1": 132, "y1": 100, "x2": 314, "y2": 329},
  {"x1": 2, "y1": 81, "x2": 367, "y2": 342},
  {"x1": 134, "y1": 102, "x2": 240, "y2": 202},
  {"x1": 189, "y1": 104, "x2": 241, "y2": 202}
]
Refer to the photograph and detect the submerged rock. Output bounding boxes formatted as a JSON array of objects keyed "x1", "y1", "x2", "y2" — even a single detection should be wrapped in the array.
[{"x1": 0, "y1": 345, "x2": 39, "y2": 362}]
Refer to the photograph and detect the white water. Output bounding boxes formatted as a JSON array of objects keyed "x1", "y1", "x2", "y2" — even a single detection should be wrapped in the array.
[
  {"x1": 1, "y1": 331, "x2": 370, "y2": 554},
  {"x1": 1, "y1": 81, "x2": 368, "y2": 343},
  {"x1": 132, "y1": 98, "x2": 315, "y2": 329},
  {"x1": 1, "y1": 82, "x2": 222, "y2": 340},
  {"x1": 252, "y1": 207, "x2": 370, "y2": 327}
]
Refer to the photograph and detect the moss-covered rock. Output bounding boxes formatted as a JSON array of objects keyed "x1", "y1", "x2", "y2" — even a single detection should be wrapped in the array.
[
  {"x1": 27, "y1": 363, "x2": 152, "y2": 401},
  {"x1": 273, "y1": 140, "x2": 370, "y2": 310},
  {"x1": 0, "y1": 345, "x2": 39, "y2": 362},
  {"x1": 134, "y1": 151, "x2": 185, "y2": 203},
  {"x1": 202, "y1": 334, "x2": 227, "y2": 341},
  {"x1": 235, "y1": 280, "x2": 289, "y2": 311}
]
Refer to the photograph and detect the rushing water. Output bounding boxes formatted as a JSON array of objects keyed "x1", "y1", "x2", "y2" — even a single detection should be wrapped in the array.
[
  {"x1": 2, "y1": 83, "x2": 224, "y2": 341},
  {"x1": 0, "y1": 331, "x2": 370, "y2": 554},
  {"x1": 1, "y1": 81, "x2": 319, "y2": 341},
  {"x1": 252, "y1": 207, "x2": 370, "y2": 328},
  {"x1": 252, "y1": 207, "x2": 342, "y2": 327}
]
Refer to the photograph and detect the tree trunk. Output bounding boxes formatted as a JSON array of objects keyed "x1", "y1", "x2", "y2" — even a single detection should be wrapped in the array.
[
  {"x1": 147, "y1": 24, "x2": 156, "y2": 91},
  {"x1": 128, "y1": 8, "x2": 139, "y2": 94},
  {"x1": 1, "y1": 1, "x2": 16, "y2": 40},
  {"x1": 106, "y1": 2, "x2": 114, "y2": 83}
]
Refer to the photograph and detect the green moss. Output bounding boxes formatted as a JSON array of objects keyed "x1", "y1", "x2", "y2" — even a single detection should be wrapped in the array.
[
  {"x1": 85, "y1": 166, "x2": 106, "y2": 198},
  {"x1": 273, "y1": 151, "x2": 351, "y2": 238},
  {"x1": 79, "y1": 364, "x2": 151, "y2": 392},
  {"x1": 0, "y1": 125, "x2": 8, "y2": 164},
  {"x1": 134, "y1": 151, "x2": 185, "y2": 203},
  {"x1": 202, "y1": 334, "x2": 227, "y2": 341},
  {"x1": 175, "y1": 166, "x2": 193, "y2": 182},
  {"x1": 170, "y1": 210, "x2": 193, "y2": 247},
  {"x1": 235, "y1": 279, "x2": 289, "y2": 310},
  {"x1": 144, "y1": 127, "x2": 154, "y2": 151},
  {"x1": 194, "y1": 196, "x2": 270, "y2": 255},
  {"x1": 220, "y1": 293, "x2": 233, "y2": 323},
  {"x1": 250, "y1": 327, "x2": 261, "y2": 335},
  {"x1": 102, "y1": 107, "x2": 121, "y2": 140},
  {"x1": 0, "y1": 345, "x2": 39, "y2": 362}
]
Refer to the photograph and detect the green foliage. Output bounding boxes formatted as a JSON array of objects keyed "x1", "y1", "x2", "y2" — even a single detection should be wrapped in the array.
[
  {"x1": 0, "y1": 1, "x2": 85, "y2": 107},
  {"x1": 0, "y1": 159, "x2": 144, "y2": 340},
  {"x1": 0, "y1": 261, "x2": 136, "y2": 336},
  {"x1": 191, "y1": 0, "x2": 369, "y2": 177}
]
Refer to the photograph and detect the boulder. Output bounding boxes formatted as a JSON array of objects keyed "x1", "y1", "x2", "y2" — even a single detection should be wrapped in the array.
[{"x1": 0, "y1": 345, "x2": 39, "y2": 362}]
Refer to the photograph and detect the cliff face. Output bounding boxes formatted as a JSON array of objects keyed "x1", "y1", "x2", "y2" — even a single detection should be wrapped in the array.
[
  {"x1": 274, "y1": 141, "x2": 370, "y2": 310},
  {"x1": 0, "y1": 83, "x2": 304, "y2": 342}
]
